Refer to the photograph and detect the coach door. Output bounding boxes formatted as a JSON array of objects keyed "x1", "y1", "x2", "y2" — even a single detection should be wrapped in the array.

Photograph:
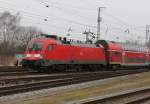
[{"x1": 110, "y1": 50, "x2": 121, "y2": 64}]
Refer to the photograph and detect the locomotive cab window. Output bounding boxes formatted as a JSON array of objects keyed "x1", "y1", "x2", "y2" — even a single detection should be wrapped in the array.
[
  {"x1": 28, "y1": 42, "x2": 43, "y2": 52},
  {"x1": 47, "y1": 44, "x2": 53, "y2": 51}
]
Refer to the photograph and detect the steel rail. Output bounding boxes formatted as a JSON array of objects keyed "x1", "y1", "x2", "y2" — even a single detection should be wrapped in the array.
[
  {"x1": 82, "y1": 88, "x2": 150, "y2": 104},
  {"x1": 0, "y1": 69, "x2": 148, "y2": 86},
  {"x1": 0, "y1": 69, "x2": 149, "y2": 97}
]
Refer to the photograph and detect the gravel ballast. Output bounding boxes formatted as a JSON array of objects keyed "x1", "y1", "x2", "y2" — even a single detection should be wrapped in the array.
[{"x1": 1, "y1": 72, "x2": 150, "y2": 104}]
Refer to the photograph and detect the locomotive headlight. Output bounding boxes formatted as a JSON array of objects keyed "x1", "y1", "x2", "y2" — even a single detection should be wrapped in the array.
[
  {"x1": 33, "y1": 54, "x2": 43, "y2": 58},
  {"x1": 26, "y1": 54, "x2": 32, "y2": 58}
]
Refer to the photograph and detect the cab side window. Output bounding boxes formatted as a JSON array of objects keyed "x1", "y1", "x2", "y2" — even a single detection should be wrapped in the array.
[{"x1": 47, "y1": 44, "x2": 53, "y2": 51}]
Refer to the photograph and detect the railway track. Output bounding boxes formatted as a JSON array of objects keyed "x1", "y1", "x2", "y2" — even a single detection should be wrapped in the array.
[
  {"x1": 0, "y1": 66, "x2": 22, "y2": 72},
  {"x1": 0, "y1": 68, "x2": 149, "y2": 97},
  {"x1": 82, "y1": 87, "x2": 150, "y2": 104},
  {"x1": 0, "y1": 71, "x2": 39, "y2": 77}
]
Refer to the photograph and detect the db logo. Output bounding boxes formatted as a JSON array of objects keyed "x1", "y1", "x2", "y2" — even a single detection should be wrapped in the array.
[{"x1": 80, "y1": 52, "x2": 83, "y2": 55}]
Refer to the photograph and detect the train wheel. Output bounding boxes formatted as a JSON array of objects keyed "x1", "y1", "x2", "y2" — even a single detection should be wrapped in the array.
[
  {"x1": 75, "y1": 65, "x2": 82, "y2": 72},
  {"x1": 110, "y1": 65, "x2": 120, "y2": 71}
]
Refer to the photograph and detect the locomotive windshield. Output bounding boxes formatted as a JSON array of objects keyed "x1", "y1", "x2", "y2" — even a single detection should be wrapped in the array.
[{"x1": 28, "y1": 42, "x2": 43, "y2": 52}]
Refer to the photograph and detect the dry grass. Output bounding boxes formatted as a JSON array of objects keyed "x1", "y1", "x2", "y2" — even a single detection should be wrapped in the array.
[{"x1": 0, "y1": 55, "x2": 15, "y2": 66}]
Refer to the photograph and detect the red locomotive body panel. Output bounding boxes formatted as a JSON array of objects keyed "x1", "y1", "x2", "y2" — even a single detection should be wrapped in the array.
[
  {"x1": 22, "y1": 37, "x2": 106, "y2": 68},
  {"x1": 24, "y1": 38, "x2": 57, "y2": 61},
  {"x1": 44, "y1": 43, "x2": 106, "y2": 64},
  {"x1": 44, "y1": 44, "x2": 72, "y2": 62},
  {"x1": 72, "y1": 45, "x2": 105, "y2": 64}
]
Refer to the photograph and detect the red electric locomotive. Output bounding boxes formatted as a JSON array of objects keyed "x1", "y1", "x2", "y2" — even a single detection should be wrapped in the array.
[
  {"x1": 22, "y1": 35, "x2": 106, "y2": 71},
  {"x1": 21, "y1": 34, "x2": 150, "y2": 71}
]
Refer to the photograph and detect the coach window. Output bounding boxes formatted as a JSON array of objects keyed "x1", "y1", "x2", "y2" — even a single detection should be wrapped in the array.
[
  {"x1": 47, "y1": 45, "x2": 53, "y2": 51},
  {"x1": 114, "y1": 51, "x2": 120, "y2": 56}
]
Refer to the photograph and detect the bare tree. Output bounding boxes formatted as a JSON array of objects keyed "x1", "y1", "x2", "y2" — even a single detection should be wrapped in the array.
[
  {"x1": 0, "y1": 12, "x2": 21, "y2": 54},
  {"x1": 15, "y1": 26, "x2": 42, "y2": 52},
  {"x1": 0, "y1": 11, "x2": 42, "y2": 54}
]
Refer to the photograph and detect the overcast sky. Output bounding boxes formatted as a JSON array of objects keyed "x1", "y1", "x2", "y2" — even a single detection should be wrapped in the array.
[{"x1": 0, "y1": 0, "x2": 149, "y2": 43}]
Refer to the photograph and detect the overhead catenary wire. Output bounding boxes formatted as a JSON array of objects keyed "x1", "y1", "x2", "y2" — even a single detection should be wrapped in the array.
[
  {"x1": 23, "y1": 15, "x2": 85, "y2": 34},
  {"x1": 0, "y1": 0, "x2": 145, "y2": 33},
  {"x1": 0, "y1": 0, "x2": 97, "y2": 29},
  {"x1": 0, "y1": 5, "x2": 90, "y2": 34},
  {"x1": 33, "y1": 0, "x2": 97, "y2": 21},
  {"x1": 103, "y1": 12, "x2": 146, "y2": 33},
  {"x1": 0, "y1": 0, "x2": 146, "y2": 39},
  {"x1": 24, "y1": 19, "x2": 84, "y2": 36},
  {"x1": 33, "y1": 0, "x2": 135, "y2": 34},
  {"x1": 0, "y1": 5, "x2": 96, "y2": 29},
  {"x1": 0, "y1": 0, "x2": 144, "y2": 30},
  {"x1": 34, "y1": 0, "x2": 146, "y2": 34}
]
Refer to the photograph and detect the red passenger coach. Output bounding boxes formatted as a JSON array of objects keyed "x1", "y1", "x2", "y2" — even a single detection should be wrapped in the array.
[
  {"x1": 108, "y1": 42, "x2": 122, "y2": 65},
  {"x1": 97, "y1": 40, "x2": 149, "y2": 67},
  {"x1": 121, "y1": 44, "x2": 149, "y2": 66},
  {"x1": 97, "y1": 40, "x2": 122, "y2": 66}
]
